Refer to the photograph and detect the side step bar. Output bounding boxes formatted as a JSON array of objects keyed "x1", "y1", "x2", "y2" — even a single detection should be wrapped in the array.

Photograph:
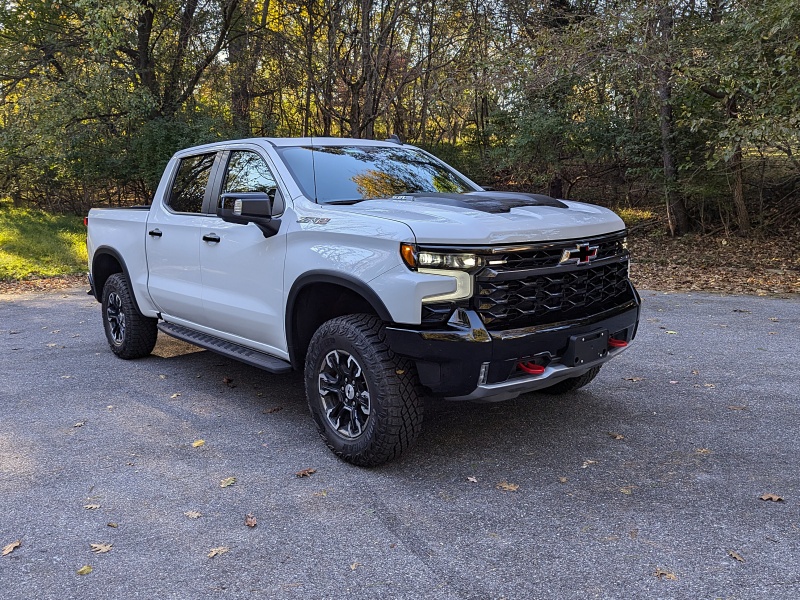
[{"x1": 158, "y1": 322, "x2": 293, "y2": 374}]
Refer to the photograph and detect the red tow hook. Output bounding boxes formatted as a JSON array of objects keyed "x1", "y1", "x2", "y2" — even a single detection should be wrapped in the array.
[
  {"x1": 517, "y1": 361, "x2": 546, "y2": 375},
  {"x1": 608, "y1": 338, "x2": 628, "y2": 349}
]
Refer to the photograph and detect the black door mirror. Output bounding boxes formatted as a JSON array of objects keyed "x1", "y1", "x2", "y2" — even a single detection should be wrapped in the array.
[{"x1": 217, "y1": 190, "x2": 282, "y2": 237}]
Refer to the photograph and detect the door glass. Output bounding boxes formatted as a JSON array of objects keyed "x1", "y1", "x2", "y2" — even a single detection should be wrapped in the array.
[
  {"x1": 223, "y1": 151, "x2": 277, "y2": 194},
  {"x1": 168, "y1": 153, "x2": 216, "y2": 213}
]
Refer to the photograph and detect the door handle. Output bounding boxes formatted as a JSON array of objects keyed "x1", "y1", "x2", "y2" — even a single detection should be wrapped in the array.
[
  {"x1": 148, "y1": 229, "x2": 162, "y2": 237},
  {"x1": 202, "y1": 233, "x2": 221, "y2": 243}
]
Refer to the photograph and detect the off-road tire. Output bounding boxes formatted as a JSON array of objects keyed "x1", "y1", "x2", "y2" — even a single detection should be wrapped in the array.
[
  {"x1": 101, "y1": 273, "x2": 158, "y2": 359},
  {"x1": 305, "y1": 314, "x2": 424, "y2": 467},
  {"x1": 539, "y1": 365, "x2": 602, "y2": 395}
]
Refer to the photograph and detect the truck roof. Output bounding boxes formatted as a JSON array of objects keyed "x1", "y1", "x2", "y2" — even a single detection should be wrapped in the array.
[{"x1": 173, "y1": 137, "x2": 405, "y2": 157}]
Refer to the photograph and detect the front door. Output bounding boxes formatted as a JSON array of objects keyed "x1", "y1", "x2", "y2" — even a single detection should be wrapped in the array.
[{"x1": 199, "y1": 149, "x2": 289, "y2": 357}]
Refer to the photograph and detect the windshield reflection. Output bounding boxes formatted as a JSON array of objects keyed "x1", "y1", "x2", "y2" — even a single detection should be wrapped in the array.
[{"x1": 276, "y1": 145, "x2": 475, "y2": 203}]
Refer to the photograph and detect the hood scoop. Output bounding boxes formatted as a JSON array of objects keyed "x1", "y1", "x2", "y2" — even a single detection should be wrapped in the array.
[{"x1": 389, "y1": 191, "x2": 567, "y2": 214}]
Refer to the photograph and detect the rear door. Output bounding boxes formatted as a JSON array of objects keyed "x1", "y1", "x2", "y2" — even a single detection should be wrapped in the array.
[
  {"x1": 199, "y1": 148, "x2": 289, "y2": 356},
  {"x1": 146, "y1": 152, "x2": 220, "y2": 324}
]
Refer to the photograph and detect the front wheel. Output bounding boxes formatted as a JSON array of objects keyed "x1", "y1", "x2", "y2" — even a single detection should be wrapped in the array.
[
  {"x1": 305, "y1": 314, "x2": 424, "y2": 467},
  {"x1": 101, "y1": 273, "x2": 158, "y2": 359}
]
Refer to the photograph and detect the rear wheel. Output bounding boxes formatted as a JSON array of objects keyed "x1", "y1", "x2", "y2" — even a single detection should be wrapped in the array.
[
  {"x1": 305, "y1": 314, "x2": 424, "y2": 466},
  {"x1": 101, "y1": 273, "x2": 158, "y2": 359},
  {"x1": 539, "y1": 365, "x2": 602, "y2": 394}
]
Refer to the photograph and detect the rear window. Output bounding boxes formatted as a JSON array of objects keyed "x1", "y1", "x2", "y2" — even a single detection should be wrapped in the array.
[{"x1": 167, "y1": 153, "x2": 216, "y2": 213}]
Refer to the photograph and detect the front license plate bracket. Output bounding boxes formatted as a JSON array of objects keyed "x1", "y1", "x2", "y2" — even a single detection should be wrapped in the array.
[{"x1": 562, "y1": 330, "x2": 608, "y2": 367}]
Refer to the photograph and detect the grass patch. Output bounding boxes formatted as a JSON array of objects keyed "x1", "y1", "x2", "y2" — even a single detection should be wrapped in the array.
[{"x1": 0, "y1": 200, "x2": 87, "y2": 280}]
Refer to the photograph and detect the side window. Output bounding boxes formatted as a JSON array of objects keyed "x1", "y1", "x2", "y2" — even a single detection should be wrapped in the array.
[
  {"x1": 167, "y1": 153, "x2": 216, "y2": 213},
  {"x1": 223, "y1": 151, "x2": 277, "y2": 195}
]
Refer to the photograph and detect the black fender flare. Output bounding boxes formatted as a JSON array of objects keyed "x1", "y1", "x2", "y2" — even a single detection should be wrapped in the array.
[
  {"x1": 285, "y1": 271, "x2": 393, "y2": 365},
  {"x1": 91, "y1": 246, "x2": 147, "y2": 315}
]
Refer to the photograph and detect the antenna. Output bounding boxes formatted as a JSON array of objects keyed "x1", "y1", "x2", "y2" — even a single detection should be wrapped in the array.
[{"x1": 386, "y1": 134, "x2": 403, "y2": 145}]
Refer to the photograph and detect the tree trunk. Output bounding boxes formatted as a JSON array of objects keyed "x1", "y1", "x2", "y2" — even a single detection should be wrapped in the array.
[{"x1": 726, "y1": 96, "x2": 750, "y2": 234}]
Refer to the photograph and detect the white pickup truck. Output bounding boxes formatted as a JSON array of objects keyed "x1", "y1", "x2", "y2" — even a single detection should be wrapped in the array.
[{"x1": 87, "y1": 137, "x2": 640, "y2": 466}]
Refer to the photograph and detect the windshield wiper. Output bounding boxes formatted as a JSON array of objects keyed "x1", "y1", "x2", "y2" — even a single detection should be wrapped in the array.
[{"x1": 322, "y1": 199, "x2": 369, "y2": 205}]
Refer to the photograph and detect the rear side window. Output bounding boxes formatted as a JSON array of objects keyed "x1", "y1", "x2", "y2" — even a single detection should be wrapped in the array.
[{"x1": 168, "y1": 153, "x2": 216, "y2": 213}]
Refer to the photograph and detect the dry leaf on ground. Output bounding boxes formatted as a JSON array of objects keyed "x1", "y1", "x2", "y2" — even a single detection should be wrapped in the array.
[
  {"x1": 184, "y1": 511, "x2": 202, "y2": 519},
  {"x1": 191, "y1": 439, "x2": 205, "y2": 448},
  {"x1": 654, "y1": 568, "x2": 677, "y2": 580},
  {"x1": 170, "y1": 393, "x2": 181, "y2": 399},
  {"x1": 296, "y1": 468, "x2": 317, "y2": 478},
  {"x1": 624, "y1": 377, "x2": 644, "y2": 382},
  {"x1": 467, "y1": 476, "x2": 478, "y2": 483},
  {"x1": 245, "y1": 513, "x2": 257, "y2": 528},
  {"x1": 83, "y1": 504, "x2": 101, "y2": 510},
  {"x1": 208, "y1": 546, "x2": 229, "y2": 558},
  {"x1": 2, "y1": 540, "x2": 21, "y2": 556},
  {"x1": 760, "y1": 493, "x2": 784, "y2": 502},
  {"x1": 728, "y1": 550, "x2": 745, "y2": 563},
  {"x1": 695, "y1": 448, "x2": 712, "y2": 455},
  {"x1": 350, "y1": 562, "x2": 361, "y2": 570},
  {"x1": 608, "y1": 432, "x2": 624, "y2": 440},
  {"x1": 107, "y1": 523, "x2": 118, "y2": 528},
  {"x1": 76, "y1": 565, "x2": 92, "y2": 575},
  {"x1": 496, "y1": 481, "x2": 519, "y2": 492},
  {"x1": 90, "y1": 543, "x2": 112, "y2": 554},
  {"x1": 73, "y1": 420, "x2": 86, "y2": 428},
  {"x1": 220, "y1": 477, "x2": 236, "y2": 487},
  {"x1": 263, "y1": 406, "x2": 283, "y2": 414}
]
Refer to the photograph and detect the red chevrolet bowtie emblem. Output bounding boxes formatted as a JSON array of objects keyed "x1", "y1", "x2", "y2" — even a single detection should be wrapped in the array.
[{"x1": 559, "y1": 243, "x2": 599, "y2": 265}]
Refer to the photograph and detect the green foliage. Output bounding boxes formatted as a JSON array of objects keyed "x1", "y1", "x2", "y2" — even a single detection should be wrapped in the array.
[{"x1": 0, "y1": 201, "x2": 88, "y2": 280}]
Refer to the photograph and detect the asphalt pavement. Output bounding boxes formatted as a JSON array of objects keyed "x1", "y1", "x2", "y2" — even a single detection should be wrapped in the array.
[{"x1": 0, "y1": 287, "x2": 798, "y2": 599}]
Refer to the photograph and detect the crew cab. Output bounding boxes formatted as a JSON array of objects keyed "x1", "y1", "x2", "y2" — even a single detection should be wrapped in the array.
[{"x1": 87, "y1": 137, "x2": 640, "y2": 466}]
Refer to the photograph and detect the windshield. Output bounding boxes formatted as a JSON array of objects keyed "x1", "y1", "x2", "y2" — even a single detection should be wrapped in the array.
[{"x1": 275, "y1": 145, "x2": 477, "y2": 203}]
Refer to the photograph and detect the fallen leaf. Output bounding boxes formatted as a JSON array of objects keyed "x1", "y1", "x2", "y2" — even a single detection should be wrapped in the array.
[
  {"x1": 296, "y1": 468, "x2": 317, "y2": 478},
  {"x1": 159, "y1": 374, "x2": 167, "y2": 380},
  {"x1": 170, "y1": 393, "x2": 181, "y2": 399},
  {"x1": 107, "y1": 523, "x2": 118, "y2": 528},
  {"x1": 691, "y1": 369, "x2": 699, "y2": 375},
  {"x1": 245, "y1": 513, "x2": 257, "y2": 528},
  {"x1": 728, "y1": 550, "x2": 745, "y2": 563},
  {"x1": 350, "y1": 562, "x2": 361, "y2": 570},
  {"x1": 669, "y1": 380, "x2": 678, "y2": 384},
  {"x1": 769, "y1": 317, "x2": 779, "y2": 322},
  {"x1": 2, "y1": 540, "x2": 21, "y2": 556},
  {"x1": 83, "y1": 504, "x2": 101, "y2": 510},
  {"x1": 466, "y1": 476, "x2": 478, "y2": 483},
  {"x1": 581, "y1": 460, "x2": 597, "y2": 468},
  {"x1": 732, "y1": 309, "x2": 751, "y2": 313},
  {"x1": 768, "y1": 331, "x2": 777, "y2": 335},
  {"x1": 74, "y1": 420, "x2": 86, "y2": 428},
  {"x1": 76, "y1": 565, "x2": 93, "y2": 575},
  {"x1": 620, "y1": 486, "x2": 635, "y2": 495},
  {"x1": 223, "y1": 377, "x2": 234, "y2": 385},
  {"x1": 184, "y1": 511, "x2": 202, "y2": 519},
  {"x1": 496, "y1": 481, "x2": 519, "y2": 492},
  {"x1": 728, "y1": 405, "x2": 748, "y2": 411},
  {"x1": 624, "y1": 377, "x2": 644, "y2": 382},
  {"x1": 313, "y1": 490, "x2": 329, "y2": 498},
  {"x1": 608, "y1": 432, "x2": 624, "y2": 440},
  {"x1": 695, "y1": 448, "x2": 712, "y2": 455},
  {"x1": 395, "y1": 369, "x2": 405, "y2": 375},
  {"x1": 558, "y1": 477, "x2": 568, "y2": 484},
  {"x1": 220, "y1": 477, "x2": 236, "y2": 488},
  {"x1": 665, "y1": 331, "x2": 678, "y2": 335},
  {"x1": 654, "y1": 568, "x2": 677, "y2": 580},
  {"x1": 263, "y1": 406, "x2": 283, "y2": 414},
  {"x1": 760, "y1": 493, "x2": 784, "y2": 502},
  {"x1": 704, "y1": 383, "x2": 716, "y2": 388},
  {"x1": 192, "y1": 439, "x2": 205, "y2": 448},
  {"x1": 90, "y1": 543, "x2": 112, "y2": 554},
  {"x1": 208, "y1": 546, "x2": 229, "y2": 558}
]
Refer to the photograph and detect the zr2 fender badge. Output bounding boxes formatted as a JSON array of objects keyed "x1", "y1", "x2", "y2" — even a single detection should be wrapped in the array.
[{"x1": 297, "y1": 217, "x2": 331, "y2": 225}]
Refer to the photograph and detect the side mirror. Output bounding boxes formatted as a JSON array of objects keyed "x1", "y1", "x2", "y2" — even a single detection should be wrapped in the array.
[{"x1": 217, "y1": 190, "x2": 283, "y2": 237}]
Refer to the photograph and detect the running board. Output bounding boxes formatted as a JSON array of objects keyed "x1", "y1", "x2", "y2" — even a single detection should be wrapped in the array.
[{"x1": 158, "y1": 322, "x2": 293, "y2": 374}]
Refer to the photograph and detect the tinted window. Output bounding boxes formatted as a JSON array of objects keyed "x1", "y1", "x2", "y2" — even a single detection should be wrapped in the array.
[
  {"x1": 223, "y1": 151, "x2": 277, "y2": 194},
  {"x1": 168, "y1": 153, "x2": 216, "y2": 213},
  {"x1": 275, "y1": 146, "x2": 475, "y2": 203}
]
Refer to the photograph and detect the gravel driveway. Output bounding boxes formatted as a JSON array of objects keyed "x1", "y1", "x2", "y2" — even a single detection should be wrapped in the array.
[{"x1": 1, "y1": 287, "x2": 798, "y2": 599}]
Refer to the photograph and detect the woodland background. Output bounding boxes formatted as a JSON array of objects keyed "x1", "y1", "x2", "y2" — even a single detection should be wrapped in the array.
[{"x1": 1, "y1": 0, "x2": 799, "y2": 238}]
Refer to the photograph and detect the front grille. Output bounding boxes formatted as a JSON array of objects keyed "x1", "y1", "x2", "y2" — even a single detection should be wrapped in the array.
[
  {"x1": 472, "y1": 233, "x2": 633, "y2": 330},
  {"x1": 501, "y1": 237, "x2": 625, "y2": 270}
]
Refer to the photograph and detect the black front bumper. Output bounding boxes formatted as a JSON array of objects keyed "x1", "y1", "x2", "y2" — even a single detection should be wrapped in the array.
[{"x1": 385, "y1": 294, "x2": 641, "y2": 399}]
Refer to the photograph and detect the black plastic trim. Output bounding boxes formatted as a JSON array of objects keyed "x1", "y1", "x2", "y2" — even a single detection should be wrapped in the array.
[{"x1": 90, "y1": 246, "x2": 147, "y2": 315}]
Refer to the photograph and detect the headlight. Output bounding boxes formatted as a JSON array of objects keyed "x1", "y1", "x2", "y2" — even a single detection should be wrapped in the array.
[
  {"x1": 400, "y1": 243, "x2": 482, "y2": 271},
  {"x1": 401, "y1": 243, "x2": 479, "y2": 302}
]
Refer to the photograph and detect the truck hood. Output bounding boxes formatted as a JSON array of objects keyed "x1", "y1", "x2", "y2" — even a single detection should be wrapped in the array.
[{"x1": 337, "y1": 192, "x2": 626, "y2": 244}]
